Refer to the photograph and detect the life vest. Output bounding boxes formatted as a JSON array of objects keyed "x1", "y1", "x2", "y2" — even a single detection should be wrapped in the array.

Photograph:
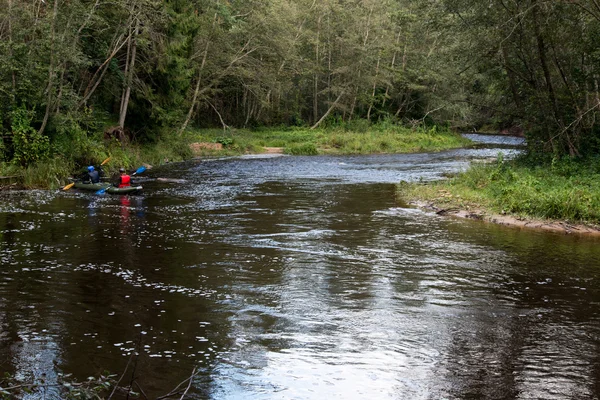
[{"x1": 119, "y1": 174, "x2": 131, "y2": 188}]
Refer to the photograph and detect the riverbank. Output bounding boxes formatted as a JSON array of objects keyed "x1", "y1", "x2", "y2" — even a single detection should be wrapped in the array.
[
  {"x1": 398, "y1": 157, "x2": 600, "y2": 236},
  {"x1": 409, "y1": 200, "x2": 600, "y2": 236},
  {"x1": 186, "y1": 125, "x2": 471, "y2": 157},
  {"x1": 0, "y1": 124, "x2": 470, "y2": 189}
]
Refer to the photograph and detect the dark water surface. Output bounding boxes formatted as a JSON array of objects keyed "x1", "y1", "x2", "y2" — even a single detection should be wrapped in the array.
[{"x1": 2, "y1": 136, "x2": 600, "y2": 399}]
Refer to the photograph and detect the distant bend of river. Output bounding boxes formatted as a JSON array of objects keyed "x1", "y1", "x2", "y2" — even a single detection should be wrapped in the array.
[{"x1": 2, "y1": 134, "x2": 600, "y2": 399}]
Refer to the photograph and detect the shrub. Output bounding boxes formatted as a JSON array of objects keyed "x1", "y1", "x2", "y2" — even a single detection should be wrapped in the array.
[
  {"x1": 215, "y1": 136, "x2": 234, "y2": 147},
  {"x1": 11, "y1": 107, "x2": 50, "y2": 167},
  {"x1": 285, "y1": 142, "x2": 318, "y2": 155},
  {"x1": 50, "y1": 114, "x2": 106, "y2": 166}
]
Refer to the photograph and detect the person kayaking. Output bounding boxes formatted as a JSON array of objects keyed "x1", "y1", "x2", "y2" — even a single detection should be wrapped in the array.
[
  {"x1": 113, "y1": 167, "x2": 132, "y2": 188},
  {"x1": 83, "y1": 165, "x2": 101, "y2": 184}
]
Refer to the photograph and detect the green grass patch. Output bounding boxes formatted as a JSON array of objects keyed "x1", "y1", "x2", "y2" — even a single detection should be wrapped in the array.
[
  {"x1": 187, "y1": 124, "x2": 470, "y2": 156},
  {"x1": 285, "y1": 142, "x2": 319, "y2": 155},
  {"x1": 399, "y1": 156, "x2": 600, "y2": 223}
]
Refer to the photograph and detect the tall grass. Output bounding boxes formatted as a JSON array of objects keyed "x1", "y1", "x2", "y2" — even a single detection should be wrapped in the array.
[
  {"x1": 401, "y1": 156, "x2": 600, "y2": 223},
  {"x1": 0, "y1": 157, "x2": 74, "y2": 189}
]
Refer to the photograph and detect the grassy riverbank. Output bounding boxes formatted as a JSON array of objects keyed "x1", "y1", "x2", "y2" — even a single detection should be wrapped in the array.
[
  {"x1": 188, "y1": 125, "x2": 470, "y2": 157},
  {"x1": 399, "y1": 156, "x2": 600, "y2": 224},
  {"x1": 1, "y1": 123, "x2": 470, "y2": 189}
]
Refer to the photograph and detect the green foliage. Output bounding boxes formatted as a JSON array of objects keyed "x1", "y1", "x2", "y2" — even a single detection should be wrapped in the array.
[
  {"x1": 215, "y1": 136, "x2": 234, "y2": 147},
  {"x1": 49, "y1": 113, "x2": 107, "y2": 166},
  {"x1": 10, "y1": 107, "x2": 50, "y2": 167},
  {"x1": 285, "y1": 142, "x2": 318, "y2": 155}
]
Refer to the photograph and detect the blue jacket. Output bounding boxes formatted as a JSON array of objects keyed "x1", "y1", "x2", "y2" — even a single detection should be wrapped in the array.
[{"x1": 88, "y1": 170, "x2": 100, "y2": 183}]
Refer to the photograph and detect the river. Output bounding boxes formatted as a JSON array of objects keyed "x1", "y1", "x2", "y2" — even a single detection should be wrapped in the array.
[{"x1": 2, "y1": 134, "x2": 600, "y2": 399}]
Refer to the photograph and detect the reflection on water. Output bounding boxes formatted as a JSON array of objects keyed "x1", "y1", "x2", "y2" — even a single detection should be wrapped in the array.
[{"x1": 2, "y1": 136, "x2": 600, "y2": 399}]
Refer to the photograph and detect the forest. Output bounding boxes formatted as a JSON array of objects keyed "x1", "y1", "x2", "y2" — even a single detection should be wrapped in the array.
[{"x1": 1, "y1": 0, "x2": 600, "y2": 170}]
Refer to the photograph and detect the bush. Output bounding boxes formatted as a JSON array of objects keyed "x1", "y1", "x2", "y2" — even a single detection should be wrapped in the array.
[
  {"x1": 215, "y1": 136, "x2": 234, "y2": 147},
  {"x1": 11, "y1": 107, "x2": 50, "y2": 167},
  {"x1": 50, "y1": 114, "x2": 107, "y2": 166},
  {"x1": 285, "y1": 142, "x2": 319, "y2": 155}
]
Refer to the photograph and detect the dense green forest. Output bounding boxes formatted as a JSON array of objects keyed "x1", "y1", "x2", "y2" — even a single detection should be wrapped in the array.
[{"x1": 1, "y1": 0, "x2": 600, "y2": 169}]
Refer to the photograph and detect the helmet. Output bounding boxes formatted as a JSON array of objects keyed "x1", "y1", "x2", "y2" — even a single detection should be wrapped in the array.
[
  {"x1": 87, "y1": 166, "x2": 94, "y2": 172},
  {"x1": 119, "y1": 168, "x2": 125, "y2": 173}
]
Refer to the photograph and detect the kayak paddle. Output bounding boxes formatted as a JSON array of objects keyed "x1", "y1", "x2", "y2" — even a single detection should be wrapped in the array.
[
  {"x1": 95, "y1": 185, "x2": 111, "y2": 195},
  {"x1": 132, "y1": 166, "x2": 146, "y2": 176}
]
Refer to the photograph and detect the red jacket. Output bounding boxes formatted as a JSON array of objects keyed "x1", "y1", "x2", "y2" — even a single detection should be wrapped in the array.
[{"x1": 119, "y1": 174, "x2": 131, "y2": 188}]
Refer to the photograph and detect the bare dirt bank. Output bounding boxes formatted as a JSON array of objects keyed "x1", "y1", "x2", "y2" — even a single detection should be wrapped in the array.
[{"x1": 411, "y1": 201, "x2": 600, "y2": 237}]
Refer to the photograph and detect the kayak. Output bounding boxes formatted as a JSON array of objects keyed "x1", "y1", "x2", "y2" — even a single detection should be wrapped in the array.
[{"x1": 73, "y1": 182, "x2": 143, "y2": 194}]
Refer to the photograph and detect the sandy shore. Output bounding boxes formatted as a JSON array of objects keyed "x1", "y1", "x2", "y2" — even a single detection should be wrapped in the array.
[{"x1": 411, "y1": 201, "x2": 600, "y2": 237}]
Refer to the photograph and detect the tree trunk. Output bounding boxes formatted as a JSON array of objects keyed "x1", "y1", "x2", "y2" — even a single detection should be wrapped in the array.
[
  {"x1": 118, "y1": 17, "x2": 139, "y2": 129},
  {"x1": 38, "y1": 0, "x2": 59, "y2": 136},
  {"x1": 179, "y1": 38, "x2": 211, "y2": 135},
  {"x1": 207, "y1": 101, "x2": 228, "y2": 132},
  {"x1": 179, "y1": 38, "x2": 256, "y2": 133},
  {"x1": 531, "y1": 1, "x2": 559, "y2": 123},
  {"x1": 119, "y1": 23, "x2": 133, "y2": 125},
  {"x1": 327, "y1": 14, "x2": 332, "y2": 105},
  {"x1": 383, "y1": 30, "x2": 402, "y2": 109},
  {"x1": 8, "y1": 0, "x2": 16, "y2": 95},
  {"x1": 313, "y1": 16, "x2": 321, "y2": 125},
  {"x1": 55, "y1": 64, "x2": 66, "y2": 113},
  {"x1": 78, "y1": 32, "x2": 129, "y2": 108},
  {"x1": 501, "y1": 43, "x2": 522, "y2": 110},
  {"x1": 311, "y1": 90, "x2": 344, "y2": 129},
  {"x1": 367, "y1": 52, "x2": 381, "y2": 120}
]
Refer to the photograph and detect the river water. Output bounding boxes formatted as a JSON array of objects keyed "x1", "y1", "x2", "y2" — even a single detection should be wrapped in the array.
[{"x1": 2, "y1": 135, "x2": 600, "y2": 399}]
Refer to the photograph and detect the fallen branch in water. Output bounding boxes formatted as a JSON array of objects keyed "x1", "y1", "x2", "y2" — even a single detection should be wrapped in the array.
[
  {"x1": 107, "y1": 353, "x2": 134, "y2": 400},
  {"x1": 156, "y1": 368, "x2": 199, "y2": 400}
]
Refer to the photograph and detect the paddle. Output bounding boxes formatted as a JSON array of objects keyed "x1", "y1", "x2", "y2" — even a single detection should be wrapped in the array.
[
  {"x1": 63, "y1": 157, "x2": 111, "y2": 191},
  {"x1": 96, "y1": 165, "x2": 146, "y2": 194},
  {"x1": 95, "y1": 185, "x2": 112, "y2": 195},
  {"x1": 132, "y1": 166, "x2": 146, "y2": 176}
]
